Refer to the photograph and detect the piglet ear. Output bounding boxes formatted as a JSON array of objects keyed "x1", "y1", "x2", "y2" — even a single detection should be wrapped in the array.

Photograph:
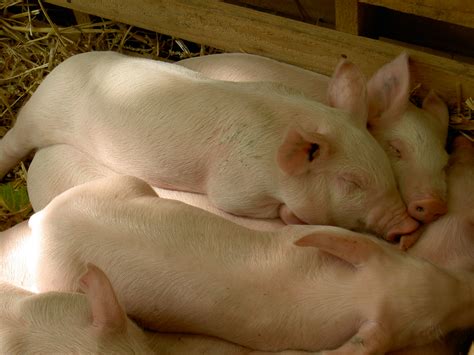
[
  {"x1": 422, "y1": 90, "x2": 449, "y2": 128},
  {"x1": 367, "y1": 52, "x2": 410, "y2": 128},
  {"x1": 327, "y1": 58, "x2": 368, "y2": 128},
  {"x1": 277, "y1": 126, "x2": 330, "y2": 176},
  {"x1": 79, "y1": 263, "x2": 127, "y2": 333},
  {"x1": 294, "y1": 229, "x2": 381, "y2": 266}
]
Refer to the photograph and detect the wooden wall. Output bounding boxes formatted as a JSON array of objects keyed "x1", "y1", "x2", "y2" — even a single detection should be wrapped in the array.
[{"x1": 45, "y1": 0, "x2": 474, "y2": 106}]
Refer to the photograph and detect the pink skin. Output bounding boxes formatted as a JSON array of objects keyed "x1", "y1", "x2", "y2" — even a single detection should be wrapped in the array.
[
  {"x1": 408, "y1": 136, "x2": 474, "y2": 268},
  {"x1": 79, "y1": 263, "x2": 129, "y2": 332},
  {"x1": 178, "y1": 52, "x2": 450, "y2": 224},
  {"x1": 366, "y1": 56, "x2": 449, "y2": 224},
  {"x1": 389, "y1": 135, "x2": 474, "y2": 354},
  {"x1": 407, "y1": 198, "x2": 447, "y2": 224},
  {"x1": 28, "y1": 140, "x2": 418, "y2": 245},
  {"x1": 2, "y1": 264, "x2": 321, "y2": 354},
  {"x1": 3, "y1": 175, "x2": 474, "y2": 353},
  {"x1": 18, "y1": 137, "x2": 471, "y2": 353},
  {"x1": 0, "y1": 263, "x2": 322, "y2": 355},
  {"x1": 27, "y1": 144, "x2": 286, "y2": 233},
  {"x1": 13, "y1": 51, "x2": 417, "y2": 240},
  {"x1": 365, "y1": 197, "x2": 420, "y2": 244},
  {"x1": 0, "y1": 263, "x2": 154, "y2": 354}
]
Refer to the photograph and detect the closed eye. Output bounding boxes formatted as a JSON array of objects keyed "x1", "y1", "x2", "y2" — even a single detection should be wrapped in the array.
[{"x1": 308, "y1": 143, "x2": 319, "y2": 162}]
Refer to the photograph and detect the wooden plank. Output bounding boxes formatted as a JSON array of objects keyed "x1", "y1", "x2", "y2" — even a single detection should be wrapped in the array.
[
  {"x1": 360, "y1": 0, "x2": 474, "y2": 29},
  {"x1": 73, "y1": 10, "x2": 91, "y2": 24},
  {"x1": 44, "y1": 0, "x2": 474, "y2": 105},
  {"x1": 225, "y1": 0, "x2": 335, "y2": 26},
  {"x1": 335, "y1": 0, "x2": 359, "y2": 34}
]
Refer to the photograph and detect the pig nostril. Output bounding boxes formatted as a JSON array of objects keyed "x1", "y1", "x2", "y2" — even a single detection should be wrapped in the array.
[{"x1": 416, "y1": 206, "x2": 424, "y2": 213}]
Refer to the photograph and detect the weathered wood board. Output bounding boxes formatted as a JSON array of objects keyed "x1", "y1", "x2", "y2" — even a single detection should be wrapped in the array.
[{"x1": 45, "y1": 0, "x2": 474, "y2": 105}]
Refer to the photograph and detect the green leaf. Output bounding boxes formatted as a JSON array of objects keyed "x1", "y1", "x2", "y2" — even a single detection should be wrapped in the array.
[{"x1": 0, "y1": 182, "x2": 31, "y2": 213}]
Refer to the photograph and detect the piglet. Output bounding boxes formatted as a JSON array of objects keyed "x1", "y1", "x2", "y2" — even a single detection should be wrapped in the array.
[
  {"x1": 0, "y1": 263, "x2": 154, "y2": 354},
  {"x1": 3, "y1": 174, "x2": 473, "y2": 353},
  {"x1": 0, "y1": 263, "x2": 325, "y2": 355},
  {"x1": 2, "y1": 50, "x2": 417, "y2": 240},
  {"x1": 409, "y1": 135, "x2": 474, "y2": 269},
  {"x1": 27, "y1": 144, "x2": 285, "y2": 231},
  {"x1": 178, "y1": 52, "x2": 450, "y2": 223},
  {"x1": 388, "y1": 135, "x2": 474, "y2": 354}
]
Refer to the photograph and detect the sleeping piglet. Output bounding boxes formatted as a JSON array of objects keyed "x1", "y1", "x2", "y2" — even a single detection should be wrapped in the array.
[
  {"x1": 0, "y1": 263, "x2": 322, "y2": 355},
  {"x1": 178, "y1": 52, "x2": 450, "y2": 223},
  {"x1": 409, "y1": 135, "x2": 474, "y2": 269},
  {"x1": 27, "y1": 144, "x2": 286, "y2": 232},
  {"x1": 2, "y1": 174, "x2": 473, "y2": 353},
  {"x1": 0, "y1": 263, "x2": 154, "y2": 354},
  {"x1": 1, "y1": 50, "x2": 417, "y2": 240},
  {"x1": 387, "y1": 136, "x2": 474, "y2": 354}
]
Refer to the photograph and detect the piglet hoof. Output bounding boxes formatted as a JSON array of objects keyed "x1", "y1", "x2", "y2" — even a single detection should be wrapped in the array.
[{"x1": 279, "y1": 205, "x2": 306, "y2": 225}]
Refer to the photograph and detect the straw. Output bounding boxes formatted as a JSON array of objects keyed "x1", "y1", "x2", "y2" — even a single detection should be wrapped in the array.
[{"x1": 0, "y1": 0, "x2": 219, "y2": 230}]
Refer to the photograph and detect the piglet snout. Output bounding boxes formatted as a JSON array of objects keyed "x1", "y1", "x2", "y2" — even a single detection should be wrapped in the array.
[
  {"x1": 385, "y1": 216, "x2": 419, "y2": 243},
  {"x1": 408, "y1": 198, "x2": 447, "y2": 223}
]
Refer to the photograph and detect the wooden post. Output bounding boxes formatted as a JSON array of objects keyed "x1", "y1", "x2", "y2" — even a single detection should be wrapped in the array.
[{"x1": 335, "y1": 0, "x2": 360, "y2": 35}]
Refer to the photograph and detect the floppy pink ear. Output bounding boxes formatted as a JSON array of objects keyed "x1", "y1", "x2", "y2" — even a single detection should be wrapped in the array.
[
  {"x1": 277, "y1": 126, "x2": 330, "y2": 176},
  {"x1": 422, "y1": 90, "x2": 449, "y2": 128},
  {"x1": 367, "y1": 52, "x2": 410, "y2": 128},
  {"x1": 79, "y1": 263, "x2": 127, "y2": 333},
  {"x1": 294, "y1": 229, "x2": 381, "y2": 266},
  {"x1": 327, "y1": 58, "x2": 368, "y2": 128}
]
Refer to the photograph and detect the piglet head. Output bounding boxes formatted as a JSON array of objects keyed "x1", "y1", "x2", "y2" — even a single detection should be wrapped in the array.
[
  {"x1": 367, "y1": 53, "x2": 449, "y2": 224},
  {"x1": 409, "y1": 136, "x2": 474, "y2": 270},
  {"x1": 277, "y1": 58, "x2": 418, "y2": 242},
  {"x1": 293, "y1": 227, "x2": 472, "y2": 353}
]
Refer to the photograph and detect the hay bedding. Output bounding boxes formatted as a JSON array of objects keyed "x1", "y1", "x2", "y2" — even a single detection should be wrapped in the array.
[
  {"x1": 0, "y1": 0, "x2": 473, "y2": 232},
  {"x1": 0, "y1": 0, "x2": 221, "y2": 230}
]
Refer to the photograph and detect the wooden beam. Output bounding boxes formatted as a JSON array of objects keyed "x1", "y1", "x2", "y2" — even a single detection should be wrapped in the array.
[
  {"x1": 73, "y1": 10, "x2": 91, "y2": 25},
  {"x1": 44, "y1": 0, "x2": 474, "y2": 105},
  {"x1": 335, "y1": 0, "x2": 360, "y2": 34},
  {"x1": 359, "y1": 0, "x2": 474, "y2": 29}
]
